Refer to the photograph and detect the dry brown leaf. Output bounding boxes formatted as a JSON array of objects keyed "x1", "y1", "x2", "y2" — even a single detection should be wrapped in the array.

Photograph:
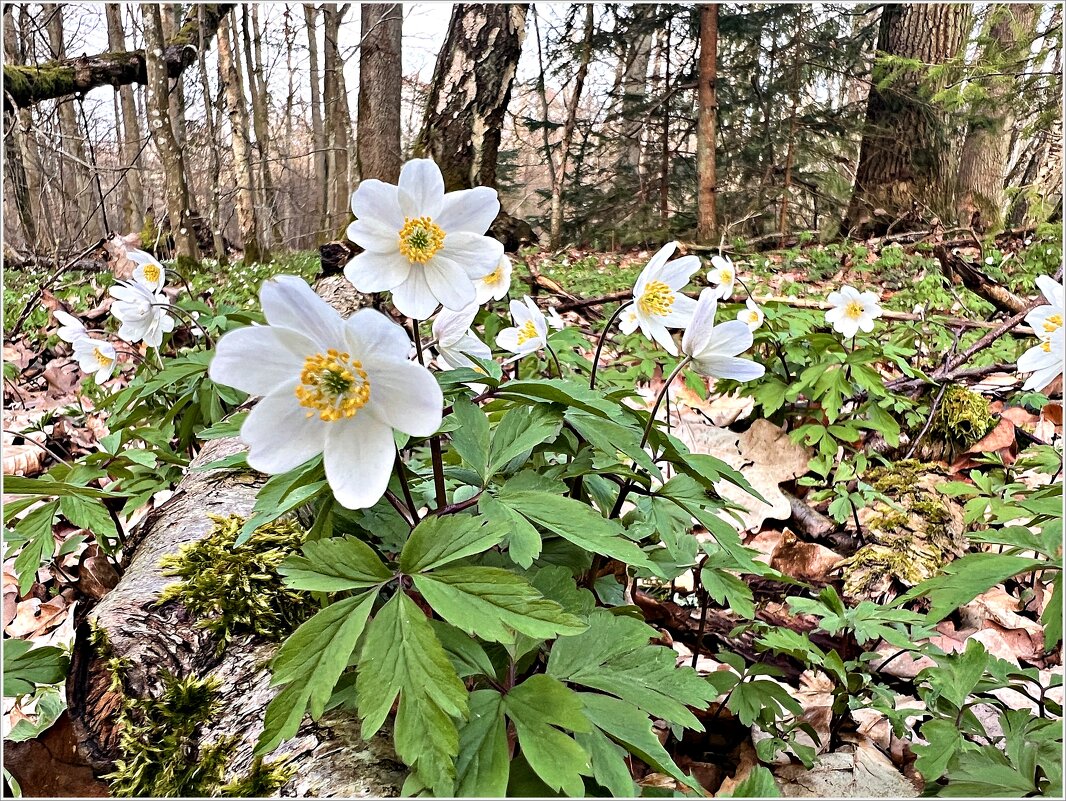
[
  {"x1": 744, "y1": 529, "x2": 784, "y2": 565},
  {"x1": 770, "y1": 529, "x2": 843, "y2": 583},
  {"x1": 959, "y1": 587, "x2": 1043, "y2": 636},
  {"x1": 5, "y1": 595, "x2": 68, "y2": 640},
  {"x1": 773, "y1": 744, "x2": 918, "y2": 798},
  {"x1": 1041, "y1": 402, "x2": 1063, "y2": 426}
]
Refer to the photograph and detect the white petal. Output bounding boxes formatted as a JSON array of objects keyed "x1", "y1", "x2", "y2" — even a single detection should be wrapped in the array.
[
  {"x1": 657, "y1": 255, "x2": 702, "y2": 289},
  {"x1": 697, "y1": 319, "x2": 755, "y2": 359},
  {"x1": 351, "y1": 179, "x2": 404, "y2": 230},
  {"x1": 1018, "y1": 342, "x2": 1059, "y2": 373},
  {"x1": 433, "y1": 304, "x2": 480, "y2": 347},
  {"x1": 857, "y1": 314, "x2": 877, "y2": 333},
  {"x1": 660, "y1": 293, "x2": 697, "y2": 328},
  {"x1": 424, "y1": 257, "x2": 477, "y2": 310},
  {"x1": 440, "y1": 232, "x2": 505, "y2": 279},
  {"x1": 346, "y1": 218, "x2": 400, "y2": 253},
  {"x1": 496, "y1": 328, "x2": 520, "y2": 352},
  {"x1": 693, "y1": 354, "x2": 765, "y2": 382},
  {"x1": 618, "y1": 311, "x2": 639, "y2": 335},
  {"x1": 709, "y1": 254, "x2": 733, "y2": 272},
  {"x1": 398, "y1": 159, "x2": 445, "y2": 218},
  {"x1": 1036, "y1": 275, "x2": 1064, "y2": 309},
  {"x1": 324, "y1": 414, "x2": 397, "y2": 509},
  {"x1": 644, "y1": 242, "x2": 677, "y2": 280},
  {"x1": 344, "y1": 308, "x2": 413, "y2": 363},
  {"x1": 826, "y1": 290, "x2": 845, "y2": 307},
  {"x1": 365, "y1": 359, "x2": 443, "y2": 437},
  {"x1": 509, "y1": 298, "x2": 530, "y2": 324},
  {"x1": 209, "y1": 325, "x2": 312, "y2": 396},
  {"x1": 825, "y1": 306, "x2": 845, "y2": 324},
  {"x1": 242, "y1": 386, "x2": 326, "y2": 474},
  {"x1": 682, "y1": 288, "x2": 720, "y2": 357},
  {"x1": 648, "y1": 319, "x2": 678, "y2": 356},
  {"x1": 345, "y1": 250, "x2": 411, "y2": 292},
  {"x1": 260, "y1": 275, "x2": 345, "y2": 348},
  {"x1": 390, "y1": 270, "x2": 440, "y2": 319},
  {"x1": 835, "y1": 318, "x2": 860, "y2": 339},
  {"x1": 455, "y1": 333, "x2": 492, "y2": 361},
  {"x1": 436, "y1": 187, "x2": 500, "y2": 234}
]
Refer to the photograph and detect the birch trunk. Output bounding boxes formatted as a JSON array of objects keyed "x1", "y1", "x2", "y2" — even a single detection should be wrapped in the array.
[
  {"x1": 695, "y1": 4, "x2": 719, "y2": 244},
  {"x1": 304, "y1": 4, "x2": 328, "y2": 239},
  {"x1": 357, "y1": 3, "x2": 403, "y2": 183},
  {"x1": 104, "y1": 3, "x2": 145, "y2": 234}
]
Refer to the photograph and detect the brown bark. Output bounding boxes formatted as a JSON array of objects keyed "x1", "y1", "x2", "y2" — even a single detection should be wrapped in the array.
[
  {"x1": 695, "y1": 4, "x2": 719, "y2": 244},
  {"x1": 196, "y1": 10, "x2": 227, "y2": 260},
  {"x1": 658, "y1": 19, "x2": 672, "y2": 224},
  {"x1": 547, "y1": 4, "x2": 595, "y2": 249},
  {"x1": 322, "y1": 4, "x2": 353, "y2": 236},
  {"x1": 955, "y1": 4, "x2": 1040, "y2": 229},
  {"x1": 242, "y1": 4, "x2": 283, "y2": 245},
  {"x1": 844, "y1": 3, "x2": 974, "y2": 236},
  {"x1": 66, "y1": 437, "x2": 406, "y2": 796},
  {"x1": 143, "y1": 4, "x2": 200, "y2": 265},
  {"x1": 217, "y1": 13, "x2": 265, "y2": 264},
  {"x1": 2, "y1": 4, "x2": 234, "y2": 109},
  {"x1": 415, "y1": 4, "x2": 528, "y2": 191},
  {"x1": 614, "y1": 5, "x2": 655, "y2": 188},
  {"x1": 304, "y1": 3, "x2": 327, "y2": 239},
  {"x1": 104, "y1": 3, "x2": 145, "y2": 234},
  {"x1": 357, "y1": 3, "x2": 403, "y2": 183}
]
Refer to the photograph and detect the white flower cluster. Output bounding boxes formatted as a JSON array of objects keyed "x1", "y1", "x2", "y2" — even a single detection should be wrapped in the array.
[
  {"x1": 52, "y1": 247, "x2": 175, "y2": 385},
  {"x1": 1019, "y1": 275, "x2": 1064, "y2": 393}
]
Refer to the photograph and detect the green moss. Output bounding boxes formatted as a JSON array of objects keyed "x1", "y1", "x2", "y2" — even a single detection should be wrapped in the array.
[
  {"x1": 931, "y1": 385, "x2": 994, "y2": 447},
  {"x1": 141, "y1": 213, "x2": 165, "y2": 252},
  {"x1": 157, "y1": 515, "x2": 314, "y2": 654},
  {"x1": 868, "y1": 459, "x2": 935, "y2": 496},
  {"x1": 841, "y1": 541, "x2": 944, "y2": 598},
  {"x1": 219, "y1": 756, "x2": 295, "y2": 797}
]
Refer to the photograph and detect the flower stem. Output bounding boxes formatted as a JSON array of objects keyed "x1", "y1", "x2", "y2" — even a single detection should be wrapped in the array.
[
  {"x1": 589, "y1": 300, "x2": 634, "y2": 389},
  {"x1": 409, "y1": 319, "x2": 446, "y2": 509},
  {"x1": 394, "y1": 446, "x2": 420, "y2": 525},
  {"x1": 410, "y1": 319, "x2": 426, "y2": 365},
  {"x1": 610, "y1": 356, "x2": 692, "y2": 518},
  {"x1": 151, "y1": 302, "x2": 214, "y2": 347},
  {"x1": 545, "y1": 343, "x2": 563, "y2": 379}
]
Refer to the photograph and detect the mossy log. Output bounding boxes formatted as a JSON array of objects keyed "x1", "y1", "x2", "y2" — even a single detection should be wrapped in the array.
[
  {"x1": 66, "y1": 440, "x2": 405, "y2": 795},
  {"x1": 2, "y1": 4, "x2": 234, "y2": 109}
]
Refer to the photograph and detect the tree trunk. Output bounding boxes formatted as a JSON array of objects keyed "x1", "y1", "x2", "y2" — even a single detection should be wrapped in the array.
[
  {"x1": 43, "y1": 3, "x2": 102, "y2": 234},
  {"x1": 357, "y1": 3, "x2": 403, "y2": 184},
  {"x1": 843, "y1": 3, "x2": 973, "y2": 236},
  {"x1": 2, "y1": 4, "x2": 234, "y2": 109},
  {"x1": 2, "y1": 7, "x2": 38, "y2": 246},
  {"x1": 159, "y1": 5, "x2": 188, "y2": 150},
  {"x1": 695, "y1": 4, "x2": 718, "y2": 244},
  {"x1": 242, "y1": 4, "x2": 284, "y2": 245},
  {"x1": 196, "y1": 10, "x2": 227, "y2": 261},
  {"x1": 955, "y1": 4, "x2": 1040, "y2": 230},
  {"x1": 217, "y1": 12, "x2": 265, "y2": 264},
  {"x1": 658, "y1": 18, "x2": 672, "y2": 225},
  {"x1": 614, "y1": 5, "x2": 655, "y2": 191},
  {"x1": 66, "y1": 436, "x2": 406, "y2": 797},
  {"x1": 304, "y1": 3, "x2": 328, "y2": 240},
  {"x1": 322, "y1": 4, "x2": 353, "y2": 237},
  {"x1": 548, "y1": 4, "x2": 595, "y2": 249},
  {"x1": 143, "y1": 4, "x2": 200, "y2": 266},
  {"x1": 105, "y1": 3, "x2": 145, "y2": 235},
  {"x1": 415, "y1": 3, "x2": 528, "y2": 191}
]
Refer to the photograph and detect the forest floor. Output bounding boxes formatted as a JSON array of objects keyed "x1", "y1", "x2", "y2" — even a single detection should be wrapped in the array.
[{"x1": 2, "y1": 227, "x2": 1063, "y2": 797}]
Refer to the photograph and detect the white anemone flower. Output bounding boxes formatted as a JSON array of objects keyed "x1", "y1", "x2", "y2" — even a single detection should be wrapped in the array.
[
  {"x1": 682, "y1": 289, "x2": 766, "y2": 382},
  {"x1": 824, "y1": 285, "x2": 883, "y2": 339},
  {"x1": 432, "y1": 303, "x2": 492, "y2": 371},
  {"x1": 208, "y1": 275, "x2": 443, "y2": 510},
  {"x1": 54, "y1": 310, "x2": 87, "y2": 344},
  {"x1": 127, "y1": 248, "x2": 166, "y2": 292},
  {"x1": 344, "y1": 158, "x2": 506, "y2": 319},
  {"x1": 108, "y1": 280, "x2": 175, "y2": 348},
  {"x1": 72, "y1": 337, "x2": 117, "y2": 385},
  {"x1": 618, "y1": 242, "x2": 699, "y2": 356},
  {"x1": 737, "y1": 298, "x2": 765, "y2": 331},
  {"x1": 496, "y1": 296, "x2": 548, "y2": 361},
  {"x1": 474, "y1": 254, "x2": 513, "y2": 304},
  {"x1": 1025, "y1": 275, "x2": 1065, "y2": 342},
  {"x1": 1018, "y1": 326, "x2": 1064, "y2": 393},
  {"x1": 707, "y1": 255, "x2": 737, "y2": 299},
  {"x1": 546, "y1": 306, "x2": 567, "y2": 330}
]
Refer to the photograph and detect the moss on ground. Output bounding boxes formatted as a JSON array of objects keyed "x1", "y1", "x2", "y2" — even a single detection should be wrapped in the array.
[{"x1": 931, "y1": 385, "x2": 994, "y2": 448}]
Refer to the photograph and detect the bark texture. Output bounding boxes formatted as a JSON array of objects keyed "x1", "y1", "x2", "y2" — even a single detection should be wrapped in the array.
[
  {"x1": 143, "y1": 4, "x2": 200, "y2": 264},
  {"x1": 695, "y1": 4, "x2": 719, "y2": 244},
  {"x1": 955, "y1": 4, "x2": 1039, "y2": 229},
  {"x1": 844, "y1": 3, "x2": 973, "y2": 235},
  {"x1": 357, "y1": 3, "x2": 403, "y2": 184},
  {"x1": 614, "y1": 5, "x2": 655, "y2": 187},
  {"x1": 415, "y1": 3, "x2": 528, "y2": 191},
  {"x1": 304, "y1": 4, "x2": 327, "y2": 238},
  {"x1": 104, "y1": 3, "x2": 145, "y2": 234},
  {"x1": 67, "y1": 435, "x2": 406, "y2": 797},
  {"x1": 323, "y1": 4, "x2": 353, "y2": 236},
  {"x1": 2, "y1": 4, "x2": 233, "y2": 109}
]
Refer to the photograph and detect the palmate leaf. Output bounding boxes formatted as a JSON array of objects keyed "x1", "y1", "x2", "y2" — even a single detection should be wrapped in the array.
[
  {"x1": 278, "y1": 535, "x2": 393, "y2": 592},
  {"x1": 398, "y1": 514, "x2": 505, "y2": 574},
  {"x1": 413, "y1": 565, "x2": 587, "y2": 644},
  {"x1": 487, "y1": 405, "x2": 563, "y2": 477},
  {"x1": 498, "y1": 481, "x2": 655, "y2": 570},
  {"x1": 454, "y1": 689, "x2": 509, "y2": 797},
  {"x1": 479, "y1": 492, "x2": 542, "y2": 568},
  {"x1": 449, "y1": 398, "x2": 491, "y2": 481},
  {"x1": 503, "y1": 674, "x2": 592, "y2": 797},
  {"x1": 2, "y1": 639, "x2": 69, "y2": 697},
  {"x1": 547, "y1": 609, "x2": 716, "y2": 730},
  {"x1": 563, "y1": 409, "x2": 661, "y2": 478},
  {"x1": 255, "y1": 591, "x2": 376, "y2": 755},
  {"x1": 356, "y1": 591, "x2": 468, "y2": 794}
]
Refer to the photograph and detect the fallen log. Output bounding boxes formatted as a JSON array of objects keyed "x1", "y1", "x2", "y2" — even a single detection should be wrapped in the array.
[{"x1": 65, "y1": 435, "x2": 406, "y2": 796}]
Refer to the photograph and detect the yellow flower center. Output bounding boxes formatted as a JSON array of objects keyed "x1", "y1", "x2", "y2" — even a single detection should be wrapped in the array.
[
  {"x1": 516, "y1": 320, "x2": 539, "y2": 345},
  {"x1": 1041, "y1": 340, "x2": 1052, "y2": 353},
  {"x1": 295, "y1": 349, "x2": 370, "y2": 422},
  {"x1": 93, "y1": 348, "x2": 114, "y2": 368},
  {"x1": 844, "y1": 301, "x2": 865, "y2": 320},
  {"x1": 483, "y1": 266, "x2": 504, "y2": 285},
  {"x1": 1044, "y1": 314, "x2": 1063, "y2": 335},
  {"x1": 719, "y1": 270, "x2": 733, "y2": 285},
  {"x1": 398, "y1": 216, "x2": 445, "y2": 264},
  {"x1": 743, "y1": 311, "x2": 760, "y2": 324},
  {"x1": 638, "y1": 281, "x2": 675, "y2": 317},
  {"x1": 142, "y1": 262, "x2": 162, "y2": 285}
]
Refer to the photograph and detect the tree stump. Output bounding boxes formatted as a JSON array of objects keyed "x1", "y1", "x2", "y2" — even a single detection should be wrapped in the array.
[{"x1": 66, "y1": 438, "x2": 407, "y2": 797}]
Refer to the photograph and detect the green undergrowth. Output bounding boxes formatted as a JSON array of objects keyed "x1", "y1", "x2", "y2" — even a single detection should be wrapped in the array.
[
  {"x1": 158, "y1": 515, "x2": 315, "y2": 652},
  {"x1": 931, "y1": 385, "x2": 995, "y2": 448}
]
